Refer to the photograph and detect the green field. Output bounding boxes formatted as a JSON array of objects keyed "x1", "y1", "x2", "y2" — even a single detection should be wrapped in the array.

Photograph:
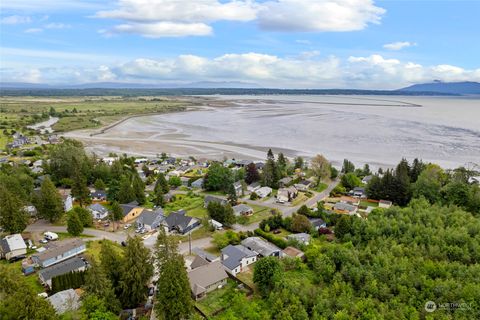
[
  {"x1": 0, "y1": 259, "x2": 44, "y2": 294},
  {"x1": 237, "y1": 204, "x2": 272, "y2": 225},
  {"x1": 195, "y1": 279, "x2": 241, "y2": 317},
  {"x1": 164, "y1": 193, "x2": 208, "y2": 219},
  {"x1": 85, "y1": 239, "x2": 124, "y2": 262}
]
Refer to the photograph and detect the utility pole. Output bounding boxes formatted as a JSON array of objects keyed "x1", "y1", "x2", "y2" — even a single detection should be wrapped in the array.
[{"x1": 189, "y1": 231, "x2": 192, "y2": 255}]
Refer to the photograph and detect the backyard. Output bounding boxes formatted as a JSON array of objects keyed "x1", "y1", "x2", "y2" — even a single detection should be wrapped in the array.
[
  {"x1": 195, "y1": 279, "x2": 248, "y2": 317},
  {"x1": 0, "y1": 259, "x2": 44, "y2": 294}
]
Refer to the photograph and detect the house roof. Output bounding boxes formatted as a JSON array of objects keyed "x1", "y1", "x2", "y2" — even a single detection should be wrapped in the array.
[
  {"x1": 1, "y1": 234, "x2": 26, "y2": 253},
  {"x1": 334, "y1": 202, "x2": 357, "y2": 212},
  {"x1": 192, "y1": 247, "x2": 218, "y2": 262},
  {"x1": 204, "y1": 195, "x2": 227, "y2": 205},
  {"x1": 191, "y1": 178, "x2": 203, "y2": 187},
  {"x1": 287, "y1": 233, "x2": 311, "y2": 243},
  {"x1": 309, "y1": 218, "x2": 326, "y2": 228},
  {"x1": 138, "y1": 208, "x2": 165, "y2": 226},
  {"x1": 88, "y1": 203, "x2": 108, "y2": 214},
  {"x1": 241, "y1": 237, "x2": 280, "y2": 257},
  {"x1": 32, "y1": 239, "x2": 85, "y2": 263},
  {"x1": 232, "y1": 204, "x2": 253, "y2": 215},
  {"x1": 47, "y1": 289, "x2": 80, "y2": 314},
  {"x1": 233, "y1": 181, "x2": 243, "y2": 188},
  {"x1": 38, "y1": 257, "x2": 86, "y2": 282},
  {"x1": 90, "y1": 190, "x2": 106, "y2": 198},
  {"x1": 190, "y1": 255, "x2": 210, "y2": 270},
  {"x1": 164, "y1": 210, "x2": 198, "y2": 232},
  {"x1": 221, "y1": 244, "x2": 256, "y2": 270},
  {"x1": 188, "y1": 261, "x2": 228, "y2": 296},
  {"x1": 279, "y1": 177, "x2": 293, "y2": 184},
  {"x1": 120, "y1": 201, "x2": 139, "y2": 216}
]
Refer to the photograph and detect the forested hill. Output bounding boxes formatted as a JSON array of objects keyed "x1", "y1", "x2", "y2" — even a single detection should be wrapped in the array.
[
  {"x1": 399, "y1": 81, "x2": 480, "y2": 95},
  {"x1": 0, "y1": 87, "x2": 457, "y2": 97}
]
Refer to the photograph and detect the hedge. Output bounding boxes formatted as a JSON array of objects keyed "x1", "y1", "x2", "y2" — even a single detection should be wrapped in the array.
[{"x1": 254, "y1": 228, "x2": 288, "y2": 249}]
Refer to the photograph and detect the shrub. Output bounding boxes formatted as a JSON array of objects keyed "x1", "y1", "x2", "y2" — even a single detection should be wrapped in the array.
[{"x1": 254, "y1": 228, "x2": 287, "y2": 249}]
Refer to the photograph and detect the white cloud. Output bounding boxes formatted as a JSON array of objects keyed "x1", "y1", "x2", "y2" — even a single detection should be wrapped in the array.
[
  {"x1": 95, "y1": 0, "x2": 385, "y2": 37},
  {"x1": 383, "y1": 41, "x2": 416, "y2": 50},
  {"x1": 1, "y1": 15, "x2": 31, "y2": 25},
  {"x1": 2, "y1": 51, "x2": 479, "y2": 89},
  {"x1": 107, "y1": 22, "x2": 212, "y2": 38},
  {"x1": 44, "y1": 22, "x2": 71, "y2": 29},
  {"x1": 258, "y1": 0, "x2": 385, "y2": 32},
  {"x1": 24, "y1": 28, "x2": 43, "y2": 33}
]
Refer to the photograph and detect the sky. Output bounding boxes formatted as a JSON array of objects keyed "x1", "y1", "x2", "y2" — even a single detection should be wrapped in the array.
[{"x1": 0, "y1": 0, "x2": 479, "y2": 89}]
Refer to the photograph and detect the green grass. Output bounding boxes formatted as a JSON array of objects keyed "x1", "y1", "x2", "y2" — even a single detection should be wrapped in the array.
[
  {"x1": 235, "y1": 265, "x2": 256, "y2": 290},
  {"x1": 291, "y1": 193, "x2": 309, "y2": 206},
  {"x1": 85, "y1": 239, "x2": 123, "y2": 262},
  {"x1": 312, "y1": 182, "x2": 328, "y2": 192},
  {"x1": 180, "y1": 225, "x2": 213, "y2": 241},
  {"x1": 237, "y1": 204, "x2": 272, "y2": 225},
  {"x1": 0, "y1": 260, "x2": 44, "y2": 294},
  {"x1": 164, "y1": 194, "x2": 208, "y2": 219},
  {"x1": 55, "y1": 232, "x2": 95, "y2": 240},
  {"x1": 195, "y1": 279, "x2": 239, "y2": 317},
  {"x1": 360, "y1": 200, "x2": 379, "y2": 208}
]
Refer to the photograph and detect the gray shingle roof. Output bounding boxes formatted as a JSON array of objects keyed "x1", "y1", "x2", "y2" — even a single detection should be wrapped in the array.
[
  {"x1": 32, "y1": 239, "x2": 85, "y2": 264},
  {"x1": 188, "y1": 261, "x2": 228, "y2": 296},
  {"x1": 221, "y1": 244, "x2": 256, "y2": 270},
  {"x1": 120, "y1": 201, "x2": 139, "y2": 216},
  {"x1": 164, "y1": 210, "x2": 198, "y2": 233},
  {"x1": 137, "y1": 208, "x2": 165, "y2": 227},
  {"x1": 241, "y1": 237, "x2": 281, "y2": 257},
  {"x1": 88, "y1": 203, "x2": 108, "y2": 214},
  {"x1": 38, "y1": 257, "x2": 86, "y2": 282}
]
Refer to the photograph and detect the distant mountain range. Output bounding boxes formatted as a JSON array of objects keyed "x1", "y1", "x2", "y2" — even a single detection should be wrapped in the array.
[
  {"x1": 0, "y1": 81, "x2": 478, "y2": 96},
  {"x1": 398, "y1": 81, "x2": 480, "y2": 95}
]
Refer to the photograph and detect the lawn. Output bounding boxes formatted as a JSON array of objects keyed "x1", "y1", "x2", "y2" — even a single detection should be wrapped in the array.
[
  {"x1": 195, "y1": 279, "x2": 240, "y2": 317},
  {"x1": 291, "y1": 193, "x2": 309, "y2": 206},
  {"x1": 360, "y1": 200, "x2": 379, "y2": 207},
  {"x1": 235, "y1": 264, "x2": 256, "y2": 290},
  {"x1": 311, "y1": 182, "x2": 328, "y2": 192},
  {"x1": 237, "y1": 204, "x2": 272, "y2": 225},
  {"x1": 164, "y1": 194, "x2": 208, "y2": 219},
  {"x1": 0, "y1": 260, "x2": 45, "y2": 294},
  {"x1": 180, "y1": 225, "x2": 213, "y2": 241},
  {"x1": 85, "y1": 239, "x2": 124, "y2": 262},
  {"x1": 55, "y1": 232, "x2": 94, "y2": 240}
]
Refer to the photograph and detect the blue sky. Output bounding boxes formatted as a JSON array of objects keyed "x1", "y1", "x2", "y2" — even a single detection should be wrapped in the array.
[{"x1": 1, "y1": 0, "x2": 479, "y2": 89}]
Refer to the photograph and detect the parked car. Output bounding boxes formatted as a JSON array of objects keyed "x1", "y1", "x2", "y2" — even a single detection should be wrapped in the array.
[
  {"x1": 39, "y1": 239, "x2": 48, "y2": 244},
  {"x1": 123, "y1": 224, "x2": 131, "y2": 229}
]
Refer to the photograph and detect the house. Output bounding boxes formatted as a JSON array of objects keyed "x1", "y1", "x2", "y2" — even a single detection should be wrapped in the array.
[
  {"x1": 192, "y1": 247, "x2": 219, "y2": 262},
  {"x1": 180, "y1": 176, "x2": 190, "y2": 187},
  {"x1": 255, "y1": 162, "x2": 265, "y2": 171},
  {"x1": 62, "y1": 194, "x2": 73, "y2": 212},
  {"x1": 0, "y1": 234, "x2": 27, "y2": 261},
  {"x1": 90, "y1": 190, "x2": 107, "y2": 201},
  {"x1": 163, "y1": 210, "x2": 200, "y2": 234},
  {"x1": 232, "y1": 204, "x2": 254, "y2": 216},
  {"x1": 190, "y1": 255, "x2": 210, "y2": 270},
  {"x1": 204, "y1": 195, "x2": 227, "y2": 208},
  {"x1": 287, "y1": 233, "x2": 311, "y2": 245},
  {"x1": 362, "y1": 175, "x2": 373, "y2": 184},
  {"x1": 379, "y1": 200, "x2": 393, "y2": 208},
  {"x1": 278, "y1": 177, "x2": 293, "y2": 188},
  {"x1": 294, "y1": 180, "x2": 311, "y2": 192},
  {"x1": 309, "y1": 218, "x2": 327, "y2": 230},
  {"x1": 241, "y1": 237, "x2": 282, "y2": 258},
  {"x1": 24, "y1": 205, "x2": 38, "y2": 217},
  {"x1": 247, "y1": 182, "x2": 261, "y2": 192},
  {"x1": 351, "y1": 187, "x2": 366, "y2": 198},
  {"x1": 163, "y1": 192, "x2": 174, "y2": 203},
  {"x1": 282, "y1": 246, "x2": 306, "y2": 260},
  {"x1": 32, "y1": 239, "x2": 86, "y2": 268},
  {"x1": 255, "y1": 186, "x2": 272, "y2": 198},
  {"x1": 38, "y1": 257, "x2": 87, "y2": 288},
  {"x1": 188, "y1": 261, "x2": 229, "y2": 300},
  {"x1": 277, "y1": 186, "x2": 298, "y2": 203},
  {"x1": 88, "y1": 203, "x2": 109, "y2": 220},
  {"x1": 191, "y1": 178, "x2": 204, "y2": 189},
  {"x1": 333, "y1": 202, "x2": 358, "y2": 215},
  {"x1": 221, "y1": 244, "x2": 257, "y2": 276},
  {"x1": 235, "y1": 160, "x2": 252, "y2": 167},
  {"x1": 47, "y1": 289, "x2": 81, "y2": 315},
  {"x1": 120, "y1": 201, "x2": 143, "y2": 223},
  {"x1": 233, "y1": 181, "x2": 243, "y2": 196},
  {"x1": 136, "y1": 208, "x2": 165, "y2": 231}
]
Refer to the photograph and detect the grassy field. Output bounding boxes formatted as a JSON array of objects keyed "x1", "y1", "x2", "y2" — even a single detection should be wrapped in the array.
[
  {"x1": 0, "y1": 259, "x2": 44, "y2": 294},
  {"x1": 237, "y1": 203, "x2": 272, "y2": 225},
  {"x1": 291, "y1": 193, "x2": 309, "y2": 206},
  {"x1": 195, "y1": 279, "x2": 240, "y2": 317},
  {"x1": 85, "y1": 239, "x2": 124, "y2": 262},
  {"x1": 360, "y1": 200, "x2": 379, "y2": 207},
  {"x1": 164, "y1": 193, "x2": 208, "y2": 219},
  {"x1": 312, "y1": 182, "x2": 328, "y2": 192},
  {"x1": 0, "y1": 96, "x2": 189, "y2": 149}
]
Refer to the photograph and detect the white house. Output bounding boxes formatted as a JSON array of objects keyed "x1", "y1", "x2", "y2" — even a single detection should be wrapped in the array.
[
  {"x1": 0, "y1": 234, "x2": 27, "y2": 261},
  {"x1": 220, "y1": 244, "x2": 257, "y2": 276},
  {"x1": 256, "y1": 187, "x2": 272, "y2": 198},
  {"x1": 88, "y1": 203, "x2": 109, "y2": 220}
]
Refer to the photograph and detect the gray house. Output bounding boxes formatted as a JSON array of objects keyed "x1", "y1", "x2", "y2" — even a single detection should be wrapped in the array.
[
  {"x1": 38, "y1": 257, "x2": 87, "y2": 288},
  {"x1": 32, "y1": 239, "x2": 86, "y2": 268},
  {"x1": 136, "y1": 208, "x2": 165, "y2": 231},
  {"x1": 191, "y1": 178, "x2": 204, "y2": 189},
  {"x1": 163, "y1": 210, "x2": 200, "y2": 234},
  {"x1": 204, "y1": 195, "x2": 227, "y2": 208},
  {"x1": 188, "y1": 261, "x2": 229, "y2": 300},
  {"x1": 220, "y1": 244, "x2": 257, "y2": 276},
  {"x1": 241, "y1": 237, "x2": 282, "y2": 258},
  {"x1": 88, "y1": 203, "x2": 109, "y2": 220}
]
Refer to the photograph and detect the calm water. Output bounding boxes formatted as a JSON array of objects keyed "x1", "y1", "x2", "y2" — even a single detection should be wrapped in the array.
[{"x1": 96, "y1": 95, "x2": 480, "y2": 168}]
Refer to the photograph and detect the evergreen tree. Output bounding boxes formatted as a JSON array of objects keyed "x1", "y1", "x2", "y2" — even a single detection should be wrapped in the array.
[
  {"x1": 117, "y1": 175, "x2": 135, "y2": 203},
  {"x1": 35, "y1": 177, "x2": 64, "y2": 222},
  {"x1": 203, "y1": 162, "x2": 233, "y2": 192},
  {"x1": 154, "y1": 173, "x2": 170, "y2": 194},
  {"x1": 94, "y1": 178, "x2": 107, "y2": 191},
  {"x1": 83, "y1": 259, "x2": 121, "y2": 313},
  {"x1": 277, "y1": 153, "x2": 288, "y2": 177},
  {"x1": 342, "y1": 159, "x2": 355, "y2": 173},
  {"x1": 100, "y1": 240, "x2": 124, "y2": 296},
  {"x1": 245, "y1": 162, "x2": 260, "y2": 184},
  {"x1": 227, "y1": 183, "x2": 238, "y2": 205},
  {"x1": 294, "y1": 156, "x2": 304, "y2": 169},
  {"x1": 71, "y1": 167, "x2": 90, "y2": 207},
  {"x1": 263, "y1": 152, "x2": 279, "y2": 188},
  {"x1": 154, "y1": 230, "x2": 193, "y2": 320},
  {"x1": 0, "y1": 186, "x2": 29, "y2": 233},
  {"x1": 67, "y1": 210, "x2": 83, "y2": 236},
  {"x1": 132, "y1": 174, "x2": 146, "y2": 204},
  {"x1": 409, "y1": 158, "x2": 425, "y2": 182},
  {"x1": 311, "y1": 154, "x2": 331, "y2": 186},
  {"x1": 394, "y1": 158, "x2": 412, "y2": 206},
  {"x1": 110, "y1": 201, "x2": 124, "y2": 223},
  {"x1": 71, "y1": 207, "x2": 93, "y2": 227},
  {"x1": 153, "y1": 187, "x2": 165, "y2": 207},
  {"x1": 119, "y1": 237, "x2": 153, "y2": 308}
]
